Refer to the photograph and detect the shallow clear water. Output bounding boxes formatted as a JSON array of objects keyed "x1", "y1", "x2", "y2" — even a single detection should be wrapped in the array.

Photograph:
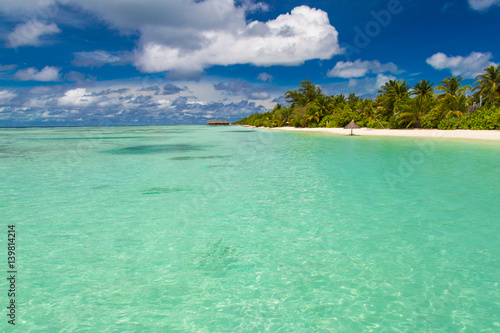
[{"x1": 1, "y1": 126, "x2": 500, "y2": 332}]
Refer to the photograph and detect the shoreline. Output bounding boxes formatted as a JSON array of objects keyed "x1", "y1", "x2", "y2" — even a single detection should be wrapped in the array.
[{"x1": 244, "y1": 126, "x2": 500, "y2": 141}]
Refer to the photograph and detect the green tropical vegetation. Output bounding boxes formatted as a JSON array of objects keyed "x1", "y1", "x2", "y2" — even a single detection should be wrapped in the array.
[{"x1": 233, "y1": 65, "x2": 500, "y2": 130}]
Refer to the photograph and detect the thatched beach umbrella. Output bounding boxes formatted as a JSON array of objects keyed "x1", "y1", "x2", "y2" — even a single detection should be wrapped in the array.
[{"x1": 344, "y1": 120, "x2": 360, "y2": 136}]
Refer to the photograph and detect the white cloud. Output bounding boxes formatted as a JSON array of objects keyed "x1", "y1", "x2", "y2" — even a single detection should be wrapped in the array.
[
  {"x1": 0, "y1": 90, "x2": 17, "y2": 102},
  {"x1": 468, "y1": 0, "x2": 500, "y2": 11},
  {"x1": 134, "y1": 6, "x2": 340, "y2": 73},
  {"x1": 346, "y1": 73, "x2": 396, "y2": 96},
  {"x1": 2, "y1": 1, "x2": 340, "y2": 75},
  {"x1": 257, "y1": 72, "x2": 273, "y2": 82},
  {"x1": 14, "y1": 66, "x2": 61, "y2": 81},
  {"x1": 327, "y1": 59, "x2": 400, "y2": 78},
  {"x1": 214, "y1": 80, "x2": 271, "y2": 100},
  {"x1": 375, "y1": 73, "x2": 396, "y2": 90},
  {"x1": 0, "y1": 0, "x2": 57, "y2": 17},
  {"x1": 1, "y1": 79, "x2": 275, "y2": 125},
  {"x1": 72, "y1": 0, "x2": 261, "y2": 35},
  {"x1": 72, "y1": 50, "x2": 131, "y2": 67},
  {"x1": 58, "y1": 88, "x2": 96, "y2": 106},
  {"x1": 7, "y1": 20, "x2": 61, "y2": 48},
  {"x1": 426, "y1": 52, "x2": 496, "y2": 78}
]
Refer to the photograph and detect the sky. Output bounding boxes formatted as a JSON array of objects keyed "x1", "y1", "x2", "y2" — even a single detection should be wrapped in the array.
[{"x1": 0, "y1": 0, "x2": 499, "y2": 126}]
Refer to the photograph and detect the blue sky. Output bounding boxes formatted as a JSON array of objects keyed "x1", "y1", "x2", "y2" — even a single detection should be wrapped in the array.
[{"x1": 0, "y1": 0, "x2": 499, "y2": 126}]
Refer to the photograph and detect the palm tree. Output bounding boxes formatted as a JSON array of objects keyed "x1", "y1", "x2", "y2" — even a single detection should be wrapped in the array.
[
  {"x1": 436, "y1": 76, "x2": 471, "y2": 98},
  {"x1": 397, "y1": 97, "x2": 431, "y2": 128},
  {"x1": 304, "y1": 105, "x2": 322, "y2": 126},
  {"x1": 331, "y1": 94, "x2": 346, "y2": 107},
  {"x1": 356, "y1": 99, "x2": 385, "y2": 128},
  {"x1": 271, "y1": 104, "x2": 292, "y2": 127},
  {"x1": 378, "y1": 80, "x2": 410, "y2": 114},
  {"x1": 347, "y1": 93, "x2": 360, "y2": 103},
  {"x1": 443, "y1": 94, "x2": 469, "y2": 117},
  {"x1": 475, "y1": 65, "x2": 500, "y2": 105},
  {"x1": 411, "y1": 80, "x2": 434, "y2": 101},
  {"x1": 313, "y1": 95, "x2": 333, "y2": 116},
  {"x1": 378, "y1": 80, "x2": 410, "y2": 96},
  {"x1": 435, "y1": 76, "x2": 472, "y2": 114}
]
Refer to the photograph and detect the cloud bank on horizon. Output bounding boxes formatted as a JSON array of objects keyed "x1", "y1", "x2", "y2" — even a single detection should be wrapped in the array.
[{"x1": 0, "y1": 0, "x2": 499, "y2": 126}]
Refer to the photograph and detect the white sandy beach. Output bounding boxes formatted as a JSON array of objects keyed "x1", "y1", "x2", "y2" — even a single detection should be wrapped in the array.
[{"x1": 256, "y1": 126, "x2": 500, "y2": 141}]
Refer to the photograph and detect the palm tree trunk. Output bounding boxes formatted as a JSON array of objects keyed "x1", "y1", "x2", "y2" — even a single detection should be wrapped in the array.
[{"x1": 371, "y1": 111, "x2": 386, "y2": 129}]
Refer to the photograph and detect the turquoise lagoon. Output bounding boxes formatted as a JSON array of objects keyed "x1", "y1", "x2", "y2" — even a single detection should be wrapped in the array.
[{"x1": 1, "y1": 126, "x2": 500, "y2": 332}]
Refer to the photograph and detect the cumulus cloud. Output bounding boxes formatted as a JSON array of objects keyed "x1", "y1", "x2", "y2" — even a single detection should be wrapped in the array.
[
  {"x1": 0, "y1": 0, "x2": 57, "y2": 16},
  {"x1": 468, "y1": 0, "x2": 500, "y2": 11},
  {"x1": 426, "y1": 51, "x2": 496, "y2": 78},
  {"x1": 374, "y1": 73, "x2": 396, "y2": 90},
  {"x1": 214, "y1": 80, "x2": 271, "y2": 100},
  {"x1": 0, "y1": 90, "x2": 17, "y2": 102},
  {"x1": 72, "y1": 50, "x2": 131, "y2": 67},
  {"x1": 2, "y1": 1, "x2": 340, "y2": 76},
  {"x1": 132, "y1": 5, "x2": 341, "y2": 74},
  {"x1": 138, "y1": 86, "x2": 161, "y2": 92},
  {"x1": 58, "y1": 88, "x2": 95, "y2": 106},
  {"x1": 257, "y1": 72, "x2": 273, "y2": 82},
  {"x1": 136, "y1": 84, "x2": 187, "y2": 95},
  {"x1": 327, "y1": 59, "x2": 400, "y2": 78},
  {"x1": 163, "y1": 83, "x2": 187, "y2": 95},
  {"x1": 88, "y1": 88, "x2": 129, "y2": 96},
  {"x1": 64, "y1": 71, "x2": 88, "y2": 82},
  {"x1": 7, "y1": 20, "x2": 61, "y2": 48},
  {"x1": 0, "y1": 82, "x2": 269, "y2": 126},
  {"x1": 14, "y1": 66, "x2": 61, "y2": 81}
]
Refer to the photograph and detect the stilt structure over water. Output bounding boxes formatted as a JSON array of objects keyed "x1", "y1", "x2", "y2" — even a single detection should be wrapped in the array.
[{"x1": 207, "y1": 120, "x2": 230, "y2": 126}]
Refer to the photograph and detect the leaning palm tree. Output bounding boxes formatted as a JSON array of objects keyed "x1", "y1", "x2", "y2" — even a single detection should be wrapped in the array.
[
  {"x1": 474, "y1": 64, "x2": 500, "y2": 105},
  {"x1": 356, "y1": 98, "x2": 386, "y2": 128}
]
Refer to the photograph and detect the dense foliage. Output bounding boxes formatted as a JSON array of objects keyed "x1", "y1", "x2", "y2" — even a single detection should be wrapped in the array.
[{"x1": 233, "y1": 65, "x2": 500, "y2": 130}]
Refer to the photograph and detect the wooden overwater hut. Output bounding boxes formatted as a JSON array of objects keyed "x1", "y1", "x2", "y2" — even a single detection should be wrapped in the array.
[
  {"x1": 207, "y1": 120, "x2": 230, "y2": 126},
  {"x1": 344, "y1": 120, "x2": 360, "y2": 136}
]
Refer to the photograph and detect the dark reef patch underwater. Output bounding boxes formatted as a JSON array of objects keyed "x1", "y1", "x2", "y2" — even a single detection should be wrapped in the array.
[{"x1": 105, "y1": 144, "x2": 206, "y2": 154}]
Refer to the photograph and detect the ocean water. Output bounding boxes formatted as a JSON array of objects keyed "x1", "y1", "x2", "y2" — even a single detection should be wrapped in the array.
[{"x1": 1, "y1": 125, "x2": 500, "y2": 332}]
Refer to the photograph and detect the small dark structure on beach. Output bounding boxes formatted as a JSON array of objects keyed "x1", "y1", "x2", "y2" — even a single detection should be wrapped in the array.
[
  {"x1": 344, "y1": 120, "x2": 360, "y2": 136},
  {"x1": 207, "y1": 120, "x2": 230, "y2": 126}
]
